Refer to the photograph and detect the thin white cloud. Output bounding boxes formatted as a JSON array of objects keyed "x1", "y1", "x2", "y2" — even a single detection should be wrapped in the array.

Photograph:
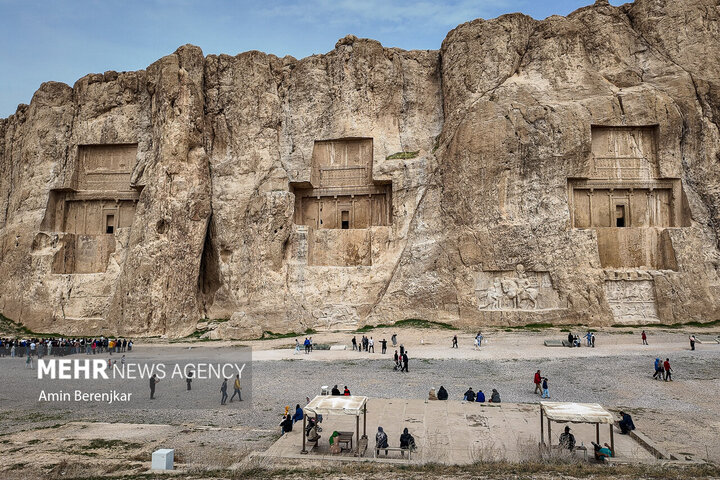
[{"x1": 258, "y1": 0, "x2": 516, "y2": 31}]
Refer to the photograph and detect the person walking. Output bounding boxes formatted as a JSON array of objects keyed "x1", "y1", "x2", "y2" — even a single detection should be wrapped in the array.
[
  {"x1": 591, "y1": 333, "x2": 596, "y2": 348},
  {"x1": 541, "y1": 377, "x2": 550, "y2": 398},
  {"x1": 393, "y1": 350, "x2": 400, "y2": 370},
  {"x1": 294, "y1": 339, "x2": 301, "y2": 354},
  {"x1": 25, "y1": 350, "x2": 33, "y2": 369},
  {"x1": 380, "y1": 338, "x2": 387, "y2": 354},
  {"x1": 452, "y1": 335, "x2": 458, "y2": 348},
  {"x1": 304, "y1": 337, "x2": 310, "y2": 354},
  {"x1": 401, "y1": 351, "x2": 409, "y2": 372},
  {"x1": 186, "y1": 370, "x2": 193, "y2": 391},
  {"x1": 641, "y1": 330, "x2": 648, "y2": 345},
  {"x1": 220, "y1": 378, "x2": 229, "y2": 405},
  {"x1": 653, "y1": 357, "x2": 663, "y2": 380},
  {"x1": 230, "y1": 374, "x2": 242, "y2": 402},
  {"x1": 689, "y1": 335, "x2": 696, "y2": 351},
  {"x1": 391, "y1": 333, "x2": 397, "y2": 347},
  {"x1": 149, "y1": 374, "x2": 158, "y2": 399},
  {"x1": 664, "y1": 358, "x2": 673, "y2": 381},
  {"x1": 475, "y1": 332, "x2": 483, "y2": 349},
  {"x1": 534, "y1": 370, "x2": 542, "y2": 394}
]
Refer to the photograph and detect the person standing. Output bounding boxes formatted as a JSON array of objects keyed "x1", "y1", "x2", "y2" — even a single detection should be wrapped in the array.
[
  {"x1": 664, "y1": 358, "x2": 672, "y2": 381},
  {"x1": 25, "y1": 350, "x2": 33, "y2": 369},
  {"x1": 586, "y1": 331, "x2": 592, "y2": 347},
  {"x1": 186, "y1": 370, "x2": 193, "y2": 391},
  {"x1": 304, "y1": 337, "x2": 310, "y2": 354},
  {"x1": 368, "y1": 337, "x2": 375, "y2": 353},
  {"x1": 230, "y1": 374, "x2": 242, "y2": 402},
  {"x1": 380, "y1": 338, "x2": 387, "y2": 354},
  {"x1": 541, "y1": 377, "x2": 550, "y2": 398},
  {"x1": 294, "y1": 339, "x2": 301, "y2": 354},
  {"x1": 534, "y1": 370, "x2": 542, "y2": 394},
  {"x1": 452, "y1": 335, "x2": 458, "y2": 348},
  {"x1": 475, "y1": 332, "x2": 483, "y2": 349},
  {"x1": 689, "y1": 335, "x2": 696, "y2": 351},
  {"x1": 391, "y1": 334, "x2": 397, "y2": 347},
  {"x1": 399, "y1": 344, "x2": 405, "y2": 357},
  {"x1": 149, "y1": 374, "x2": 158, "y2": 399},
  {"x1": 220, "y1": 378, "x2": 229, "y2": 405},
  {"x1": 641, "y1": 330, "x2": 648, "y2": 345},
  {"x1": 591, "y1": 333, "x2": 596, "y2": 348},
  {"x1": 351, "y1": 336, "x2": 358, "y2": 351},
  {"x1": 401, "y1": 351, "x2": 409, "y2": 372},
  {"x1": 393, "y1": 350, "x2": 400, "y2": 370}
]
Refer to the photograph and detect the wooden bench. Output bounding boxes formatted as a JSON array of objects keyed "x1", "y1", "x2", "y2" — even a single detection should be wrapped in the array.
[{"x1": 373, "y1": 446, "x2": 413, "y2": 460}]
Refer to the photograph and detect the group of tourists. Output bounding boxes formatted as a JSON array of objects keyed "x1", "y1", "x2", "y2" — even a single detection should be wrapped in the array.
[
  {"x1": 330, "y1": 385, "x2": 351, "y2": 396},
  {"x1": 450, "y1": 332, "x2": 484, "y2": 349},
  {"x1": 219, "y1": 374, "x2": 244, "y2": 405},
  {"x1": 0, "y1": 336, "x2": 133, "y2": 358},
  {"x1": 653, "y1": 357, "x2": 673, "y2": 381},
  {"x1": 426, "y1": 385, "x2": 501, "y2": 403},
  {"x1": 533, "y1": 370, "x2": 551, "y2": 398},
  {"x1": 351, "y1": 335, "x2": 388, "y2": 354},
  {"x1": 393, "y1": 345, "x2": 409, "y2": 372},
  {"x1": 279, "y1": 404, "x2": 305, "y2": 435},
  {"x1": 375, "y1": 426, "x2": 416, "y2": 457},
  {"x1": 567, "y1": 331, "x2": 595, "y2": 348},
  {"x1": 294, "y1": 337, "x2": 314, "y2": 354}
]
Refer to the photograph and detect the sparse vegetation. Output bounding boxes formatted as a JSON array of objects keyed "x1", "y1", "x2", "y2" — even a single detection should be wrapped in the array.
[
  {"x1": 611, "y1": 319, "x2": 720, "y2": 329},
  {"x1": 356, "y1": 318, "x2": 458, "y2": 332},
  {"x1": 386, "y1": 151, "x2": 420, "y2": 160},
  {"x1": 260, "y1": 328, "x2": 317, "y2": 340}
]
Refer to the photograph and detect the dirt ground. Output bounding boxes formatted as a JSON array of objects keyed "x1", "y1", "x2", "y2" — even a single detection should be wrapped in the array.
[{"x1": 1, "y1": 325, "x2": 719, "y2": 479}]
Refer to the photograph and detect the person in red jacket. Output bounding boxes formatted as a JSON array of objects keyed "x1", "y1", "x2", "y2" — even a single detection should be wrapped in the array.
[
  {"x1": 343, "y1": 386, "x2": 351, "y2": 395},
  {"x1": 663, "y1": 358, "x2": 672, "y2": 381},
  {"x1": 534, "y1": 370, "x2": 542, "y2": 394}
]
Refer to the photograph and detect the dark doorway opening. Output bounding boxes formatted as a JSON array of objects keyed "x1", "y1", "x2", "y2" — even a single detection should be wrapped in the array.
[
  {"x1": 341, "y1": 211, "x2": 350, "y2": 229},
  {"x1": 615, "y1": 205, "x2": 626, "y2": 227},
  {"x1": 105, "y1": 214, "x2": 115, "y2": 234}
]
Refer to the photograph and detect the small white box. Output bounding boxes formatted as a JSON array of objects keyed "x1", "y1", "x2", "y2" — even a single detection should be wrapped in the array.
[
  {"x1": 321, "y1": 385, "x2": 329, "y2": 395},
  {"x1": 152, "y1": 448, "x2": 174, "y2": 470}
]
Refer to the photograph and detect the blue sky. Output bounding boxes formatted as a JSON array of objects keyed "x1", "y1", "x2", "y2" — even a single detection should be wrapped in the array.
[{"x1": 0, "y1": 0, "x2": 622, "y2": 118}]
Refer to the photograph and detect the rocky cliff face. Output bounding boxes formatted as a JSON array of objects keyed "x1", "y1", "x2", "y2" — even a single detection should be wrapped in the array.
[{"x1": 1, "y1": 0, "x2": 719, "y2": 338}]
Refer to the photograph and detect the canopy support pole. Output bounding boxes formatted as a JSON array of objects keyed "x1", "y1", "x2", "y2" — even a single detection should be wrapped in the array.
[
  {"x1": 610, "y1": 424, "x2": 615, "y2": 456},
  {"x1": 362, "y1": 403, "x2": 367, "y2": 438},
  {"x1": 540, "y1": 407, "x2": 544, "y2": 446},
  {"x1": 301, "y1": 415, "x2": 307, "y2": 454},
  {"x1": 596, "y1": 423, "x2": 600, "y2": 445},
  {"x1": 547, "y1": 418, "x2": 552, "y2": 447}
]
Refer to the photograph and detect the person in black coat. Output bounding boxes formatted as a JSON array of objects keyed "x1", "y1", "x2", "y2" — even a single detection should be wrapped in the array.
[
  {"x1": 331, "y1": 385, "x2": 341, "y2": 395},
  {"x1": 437, "y1": 386, "x2": 448, "y2": 400}
]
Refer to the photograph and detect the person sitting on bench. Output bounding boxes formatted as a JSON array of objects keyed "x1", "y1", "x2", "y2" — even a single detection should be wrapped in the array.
[
  {"x1": 592, "y1": 442, "x2": 613, "y2": 461},
  {"x1": 375, "y1": 426, "x2": 389, "y2": 456},
  {"x1": 618, "y1": 411, "x2": 635, "y2": 434},
  {"x1": 559, "y1": 426, "x2": 576, "y2": 450},
  {"x1": 331, "y1": 385, "x2": 341, "y2": 395},
  {"x1": 400, "y1": 427, "x2": 416, "y2": 453}
]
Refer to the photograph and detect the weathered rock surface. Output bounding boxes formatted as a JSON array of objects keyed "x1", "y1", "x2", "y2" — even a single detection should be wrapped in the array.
[{"x1": 1, "y1": 0, "x2": 719, "y2": 338}]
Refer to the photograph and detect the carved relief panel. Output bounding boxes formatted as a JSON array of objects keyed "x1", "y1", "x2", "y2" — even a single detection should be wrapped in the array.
[
  {"x1": 475, "y1": 264, "x2": 563, "y2": 311},
  {"x1": 604, "y1": 278, "x2": 660, "y2": 324}
]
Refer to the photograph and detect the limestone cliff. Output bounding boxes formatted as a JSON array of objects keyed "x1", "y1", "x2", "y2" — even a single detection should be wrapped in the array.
[{"x1": 1, "y1": 0, "x2": 719, "y2": 338}]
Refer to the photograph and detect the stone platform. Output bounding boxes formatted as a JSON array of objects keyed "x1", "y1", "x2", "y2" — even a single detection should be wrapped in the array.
[{"x1": 261, "y1": 399, "x2": 658, "y2": 464}]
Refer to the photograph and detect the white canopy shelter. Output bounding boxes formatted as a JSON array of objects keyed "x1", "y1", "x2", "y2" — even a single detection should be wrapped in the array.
[
  {"x1": 540, "y1": 402, "x2": 617, "y2": 454},
  {"x1": 301, "y1": 395, "x2": 369, "y2": 455}
]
